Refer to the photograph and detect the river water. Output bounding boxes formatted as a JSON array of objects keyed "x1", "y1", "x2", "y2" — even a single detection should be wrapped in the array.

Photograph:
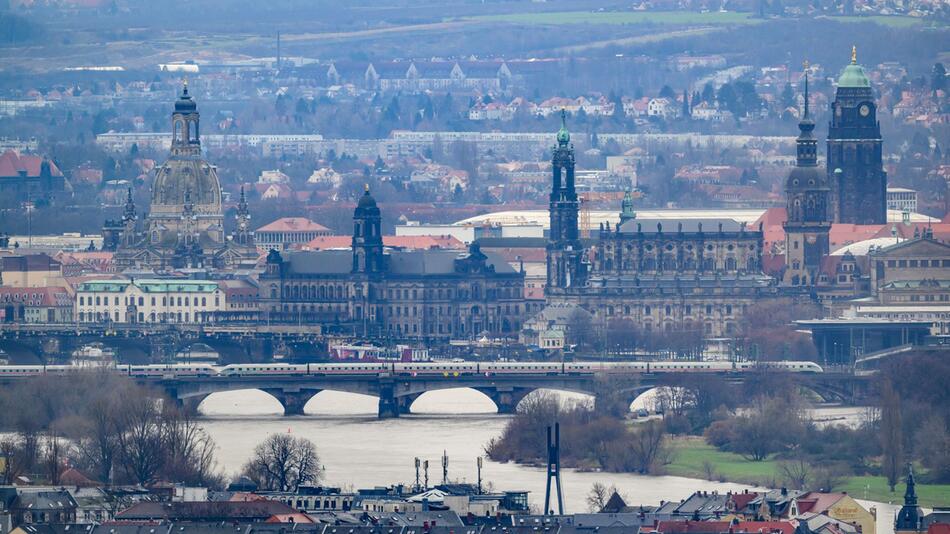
[{"x1": 196, "y1": 388, "x2": 902, "y2": 534}]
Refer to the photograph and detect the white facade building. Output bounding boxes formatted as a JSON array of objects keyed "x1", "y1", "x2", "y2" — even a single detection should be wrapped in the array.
[{"x1": 75, "y1": 279, "x2": 226, "y2": 324}]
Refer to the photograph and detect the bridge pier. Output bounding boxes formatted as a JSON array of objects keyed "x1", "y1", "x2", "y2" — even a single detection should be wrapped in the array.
[
  {"x1": 263, "y1": 388, "x2": 320, "y2": 416},
  {"x1": 397, "y1": 393, "x2": 420, "y2": 415},
  {"x1": 478, "y1": 387, "x2": 533, "y2": 414},
  {"x1": 177, "y1": 394, "x2": 209, "y2": 415}
]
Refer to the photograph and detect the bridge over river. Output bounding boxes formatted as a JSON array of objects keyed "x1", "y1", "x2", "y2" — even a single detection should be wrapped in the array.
[{"x1": 0, "y1": 367, "x2": 868, "y2": 419}]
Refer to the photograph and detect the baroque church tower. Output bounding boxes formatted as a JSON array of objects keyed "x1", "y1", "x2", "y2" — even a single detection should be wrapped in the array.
[
  {"x1": 546, "y1": 111, "x2": 587, "y2": 294},
  {"x1": 784, "y1": 62, "x2": 831, "y2": 287},
  {"x1": 828, "y1": 47, "x2": 887, "y2": 224},
  {"x1": 352, "y1": 186, "x2": 385, "y2": 274},
  {"x1": 110, "y1": 83, "x2": 257, "y2": 271}
]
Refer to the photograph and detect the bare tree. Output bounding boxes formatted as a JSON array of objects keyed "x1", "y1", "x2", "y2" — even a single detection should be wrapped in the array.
[
  {"x1": 628, "y1": 420, "x2": 670, "y2": 474},
  {"x1": 242, "y1": 433, "x2": 322, "y2": 491},
  {"x1": 162, "y1": 407, "x2": 219, "y2": 486},
  {"x1": 0, "y1": 437, "x2": 23, "y2": 484},
  {"x1": 116, "y1": 395, "x2": 165, "y2": 485},
  {"x1": 43, "y1": 429, "x2": 66, "y2": 485},
  {"x1": 880, "y1": 379, "x2": 903, "y2": 492},
  {"x1": 586, "y1": 482, "x2": 610, "y2": 512},
  {"x1": 778, "y1": 457, "x2": 811, "y2": 490}
]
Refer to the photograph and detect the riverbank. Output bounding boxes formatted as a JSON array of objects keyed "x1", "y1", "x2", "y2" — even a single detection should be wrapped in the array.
[{"x1": 666, "y1": 437, "x2": 950, "y2": 507}]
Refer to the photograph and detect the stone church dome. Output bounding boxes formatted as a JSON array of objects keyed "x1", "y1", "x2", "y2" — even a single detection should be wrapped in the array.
[{"x1": 151, "y1": 157, "x2": 222, "y2": 214}]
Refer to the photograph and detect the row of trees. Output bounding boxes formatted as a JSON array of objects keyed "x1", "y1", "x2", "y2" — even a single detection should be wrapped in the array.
[
  {"x1": 0, "y1": 372, "x2": 218, "y2": 486},
  {"x1": 485, "y1": 391, "x2": 671, "y2": 475},
  {"x1": 0, "y1": 371, "x2": 323, "y2": 491}
]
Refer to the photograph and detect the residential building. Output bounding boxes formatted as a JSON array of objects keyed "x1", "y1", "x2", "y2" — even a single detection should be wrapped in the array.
[
  {"x1": 0, "y1": 150, "x2": 68, "y2": 204},
  {"x1": 0, "y1": 253, "x2": 66, "y2": 288},
  {"x1": 0, "y1": 287, "x2": 73, "y2": 323}
]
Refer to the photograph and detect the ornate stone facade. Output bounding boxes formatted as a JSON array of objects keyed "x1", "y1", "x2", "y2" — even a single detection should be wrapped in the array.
[
  {"x1": 259, "y1": 189, "x2": 527, "y2": 341},
  {"x1": 104, "y1": 85, "x2": 257, "y2": 271},
  {"x1": 544, "y1": 119, "x2": 776, "y2": 338}
]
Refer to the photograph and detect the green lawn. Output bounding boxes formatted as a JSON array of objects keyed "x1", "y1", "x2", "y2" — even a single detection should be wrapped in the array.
[
  {"x1": 459, "y1": 11, "x2": 758, "y2": 26},
  {"x1": 819, "y1": 15, "x2": 926, "y2": 28},
  {"x1": 459, "y1": 11, "x2": 925, "y2": 28},
  {"x1": 666, "y1": 438, "x2": 950, "y2": 507}
]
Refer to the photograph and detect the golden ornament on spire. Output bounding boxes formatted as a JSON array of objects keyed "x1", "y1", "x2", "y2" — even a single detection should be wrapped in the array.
[
  {"x1": 803, "y1": 59, "x2": 809, "y2": 71},
  {"x1": 364, "y1": 183, "x2": 370, "y2": 192},
  {"x1": 851, "y1": 45, "x2": 857, "y2": 64}
]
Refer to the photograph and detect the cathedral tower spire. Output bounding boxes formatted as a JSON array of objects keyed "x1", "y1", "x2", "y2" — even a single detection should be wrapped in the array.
[
  {"x1": 546, "y1": 111, "x2": 586, "y2": 293},
  {"x1": 784, "y1": 59, "x2": 831, "y2": 287}
]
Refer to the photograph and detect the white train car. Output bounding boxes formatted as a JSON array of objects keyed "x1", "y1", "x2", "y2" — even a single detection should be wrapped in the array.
[
  {"x1": 219, "y1": 363, "x2": 307, "y2": 377},
  {"x1": 117, "y1": 364, "x2": 217, "y2": 378},
  {"x1": 0, "y1": 365, "x2": 72, "y2": 377}
]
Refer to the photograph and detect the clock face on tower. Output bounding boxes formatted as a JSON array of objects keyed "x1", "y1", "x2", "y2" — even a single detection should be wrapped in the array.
[{"x1": 859, "y1": 104, "x2": 870, "y2": 117}]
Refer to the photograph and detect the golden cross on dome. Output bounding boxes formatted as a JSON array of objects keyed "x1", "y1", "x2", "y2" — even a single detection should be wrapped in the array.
[{"x1": 851, "y1": 45, "x2": 857, "y2": 64}]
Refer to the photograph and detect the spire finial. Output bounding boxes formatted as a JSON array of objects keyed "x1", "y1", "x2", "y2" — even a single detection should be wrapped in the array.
[
  {"x1": 182, "y1": 77, "x2": 189, "y2": 95},
  {"x1": 851, "y1": 45, "x2": 857, "y2": 65},
  {"x1": 364, "y1": 183, "x2": 370, "y2": 193},
  {"x1": 556, "y1": 109, "x2": 570, "y2": 145},
  {"x1": 802, "y1": 59, "x2": 810, "y2": 120}
]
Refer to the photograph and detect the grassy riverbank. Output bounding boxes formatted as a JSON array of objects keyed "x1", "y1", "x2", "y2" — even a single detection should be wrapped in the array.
[{"x1": 667, "y1": 437, "x2": 950, "y2": 507}]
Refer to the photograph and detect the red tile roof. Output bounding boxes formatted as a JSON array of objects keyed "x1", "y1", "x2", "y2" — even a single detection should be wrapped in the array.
[
  {"x1": 0, "y1": 150, "x2": 63, "y2": 178},
  {"x1": 256, "y1": 217, "x2": 331, "y2": 233},
  {"x1": 0, "y1": 286, "x2": 72, "y2": 307}
]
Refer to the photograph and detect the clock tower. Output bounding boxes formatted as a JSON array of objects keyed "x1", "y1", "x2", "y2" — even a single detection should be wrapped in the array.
[
  {"x1": 784, "y1": 62, "x2": 831, "y2": 287},
  {"x1": 827, "y1": 46, "x2": 887, "y2": 225}
]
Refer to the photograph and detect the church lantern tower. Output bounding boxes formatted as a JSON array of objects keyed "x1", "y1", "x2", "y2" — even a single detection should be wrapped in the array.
[
  {"x1": 234, "y1": 185, "x2": 253, "y2": 246},
  {"x1": 784, "y1": 62, "x2": 831, "y2": 287},
  {"x1": 895, "y1": 463, "x2": 923, "y2": 534},
  {"x1": 828, "y1": 47, "x2": 886, "y2": 224},
  {"x1": 546, "y1": 111, "x2": 587, "y2": 294},
  {"x1": 352, "y1": 185, "x2": 384, "y2": 274}
]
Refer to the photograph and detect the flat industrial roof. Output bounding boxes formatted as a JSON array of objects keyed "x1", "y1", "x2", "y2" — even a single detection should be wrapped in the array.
[{"x1": 454, "y1": 209, "x2": 768, "y2": 230}]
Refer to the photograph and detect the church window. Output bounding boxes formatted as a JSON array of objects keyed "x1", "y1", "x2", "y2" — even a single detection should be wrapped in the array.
[
  {"x1": 665, "y1": 306, "x2": 671, "y2": 316},
  {"x1": 706, "y1": 305, "x2": 712, "y2": 314},
  {"x1": 726, "y1": 305, "x2": 733, "y2": 315},
  {"x1": 79, "y1": 296, "x2": 84, "y2": 305},
  {"x1": 202, "y1": 297, "x2": 207, "y2": 306},
  {"x1": 685, "y1": 305, "x2": 692, "y2": 315},
  {"x1": 644, "y1": 305, "x2": 651, "y2": 315},
  {"x1": 794, "y1": 241, "x2": 799, "y2": 250}
]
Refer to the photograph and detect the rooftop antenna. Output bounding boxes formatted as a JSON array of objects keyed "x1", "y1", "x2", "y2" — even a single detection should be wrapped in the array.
[
  {"x1": 414, "y1": 457, "x2": 421, "y2": 491},
  {"x1": 277, "y1": 31, "x2": 282, "y2": 71},
  {"x1": 423, "y1": 460, "x2": 429, "y2": 489},
  {"x1": 543, "y1": 423, "x2": 564, "y2": 515},
  {"x1": 477, "y1": 456, "x2": 483, "y2": 495},
  {"x1": 442, "y1": 449, "x2": 449, "y2": 485}
]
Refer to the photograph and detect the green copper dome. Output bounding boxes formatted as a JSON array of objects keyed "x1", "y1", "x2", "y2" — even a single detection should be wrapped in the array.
[
  {"x1": 556, "y1": 109, "x2": 570, "y2": 145},
  {"x1": 838, "y1": 46, "x2": 870, "y2": 88}
]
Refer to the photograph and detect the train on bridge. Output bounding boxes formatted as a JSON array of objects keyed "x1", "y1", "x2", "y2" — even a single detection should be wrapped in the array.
[{"x1": 0, "y1": 360, "x2": 823, "y2": 378}]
